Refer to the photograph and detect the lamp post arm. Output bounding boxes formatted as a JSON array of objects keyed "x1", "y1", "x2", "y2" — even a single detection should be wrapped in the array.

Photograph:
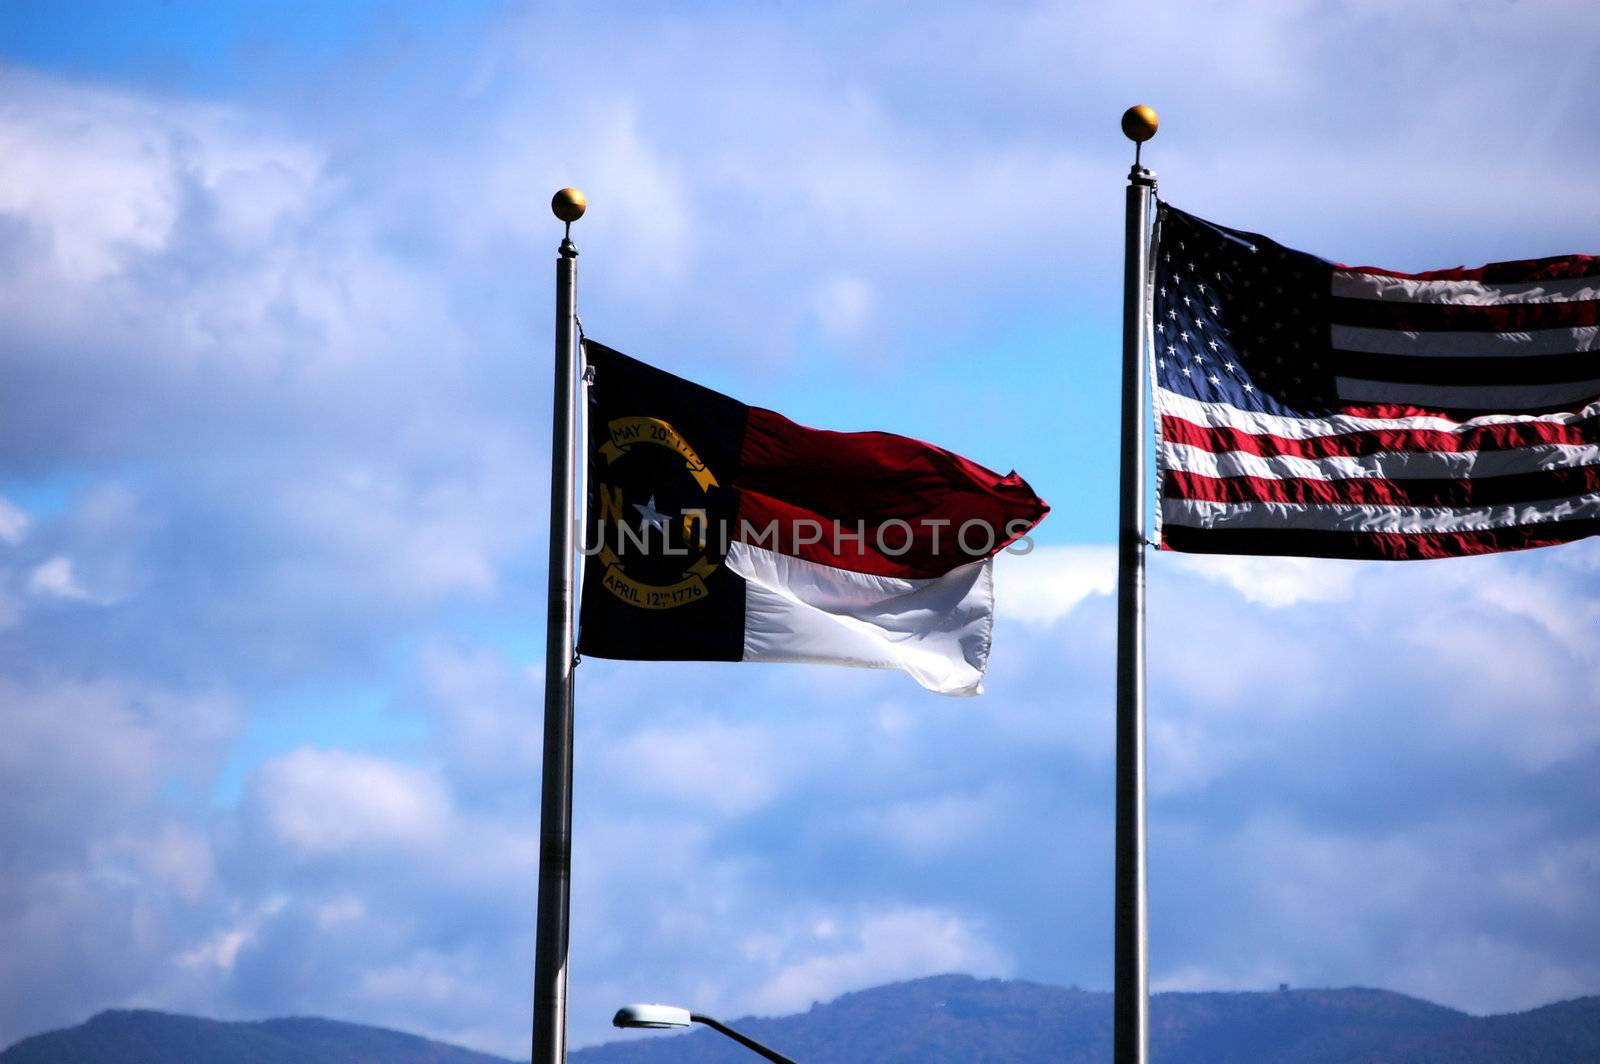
[{"x1": 689, "y1": 1015, "x2": 799, "y2": 1064}]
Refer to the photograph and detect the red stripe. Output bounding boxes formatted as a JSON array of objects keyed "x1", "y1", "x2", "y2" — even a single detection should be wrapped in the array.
[
  {"x1": 1164, "y1": 466, "x2": 1600, "y2": 509},
  {"x1": 1160, "y1": 412, "x2": 1600, "y2": 460},
  {"x1": 1331, "y1": 295, "x2": 1600, "y2": 332},
  {"x1": 1160, "y1": 518, "x2": 1600, "y2": 561},
  {"x1": 1336, "y1": 255, "x2": 1600, "y2": 285},
  {"x1": 1334, "y1": 400, "x2": 1600, "y2": 421},
  {"x1": 733, "y1": 406, "x2": 1049, "y2": 579}
]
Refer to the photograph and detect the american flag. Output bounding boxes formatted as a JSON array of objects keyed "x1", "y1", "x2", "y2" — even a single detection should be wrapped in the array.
[{"x1": 1152, "y1": 203, "x2": 1600, "y2": 560}]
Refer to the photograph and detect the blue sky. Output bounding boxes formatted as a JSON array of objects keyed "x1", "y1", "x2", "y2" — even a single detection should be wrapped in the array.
[{"x1": 3, "y1": 0, "x2": 1600, "y2": 1056}]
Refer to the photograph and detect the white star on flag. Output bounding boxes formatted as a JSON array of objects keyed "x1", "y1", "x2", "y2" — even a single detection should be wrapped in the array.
[{"x1": 632, "y1": 495, "x2": 671, "y2": 533}]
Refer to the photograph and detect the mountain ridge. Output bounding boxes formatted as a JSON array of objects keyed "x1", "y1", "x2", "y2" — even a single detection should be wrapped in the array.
[
  {"x1": 8, "y1": 975, "x2": 1600, "y2": 1063},
  {"x1": 0, "y1": 1009, "x2": 511, "y2": 1064}
]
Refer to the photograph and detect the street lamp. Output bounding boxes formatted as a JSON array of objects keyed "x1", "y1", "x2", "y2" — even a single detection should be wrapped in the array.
[{"x1": 612, "y1": 1003, "x2": 800, "y2": 1064}]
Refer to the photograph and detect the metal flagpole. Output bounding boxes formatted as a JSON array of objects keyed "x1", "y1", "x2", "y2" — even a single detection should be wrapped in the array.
[
  {"x1": 532, "y1": 187, "x2": 586, "y2": 1064},
  {"x1": 1114, "y1": 106, "x2": 1158, "y2": 1064}
]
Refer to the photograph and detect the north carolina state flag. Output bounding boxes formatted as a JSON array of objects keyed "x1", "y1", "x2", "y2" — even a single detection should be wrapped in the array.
[{"x1": 576, "y1": 342, "x2": 1049, "y2": 695}]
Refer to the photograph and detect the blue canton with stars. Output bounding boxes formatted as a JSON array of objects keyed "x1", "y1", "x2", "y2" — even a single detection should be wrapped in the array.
[{"x1": 1153, "y1": 204, "x2": 1338, "y2": 419}]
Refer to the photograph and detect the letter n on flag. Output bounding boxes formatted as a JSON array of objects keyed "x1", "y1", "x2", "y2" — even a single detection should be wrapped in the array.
[{"x1": 576, "y1": 342, "x2": 1049, "y2": 695}]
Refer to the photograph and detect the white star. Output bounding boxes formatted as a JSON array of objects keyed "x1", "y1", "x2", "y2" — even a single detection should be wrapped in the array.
[
  {"x1": 1243, "y1": 382, "x2": 1255, "y2": 393},
  {"x1": 1223, "y1": 360, "x2": 1235, "y2": 371},
  {"x1": 1210, "y1": 304, "x2": 1220, "y2": 315},
  {"x1": 1208, "y1": 375, "x2": 1220, "y2": 385},
  {"x1": 1179, "y1": 331, "x2": 1190, "y2": 343},
  {"x1": 633, "y1": 495, "x2": 671, "y2": 533},
  {"x1": 1181, "y1": 366, "x2": 1192, "y2": 377},
  {"x1": 1208, "y1": 339, "x2": 1220, "y2": 352}
]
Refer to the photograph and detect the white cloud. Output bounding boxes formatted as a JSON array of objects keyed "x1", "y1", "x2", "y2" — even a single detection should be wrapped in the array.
[
  {"x1": 994, "y1": 545, "x2": 1114, "y2": 624},
  {"x1": 1154, "y1": 812, "x2": 1600, "y2": 1014},
  {"x1": 748, "y1": 907, "x2": 1012, "y2": 1015},
  {"x1": 0, "y1": 679, "x2": 237, "y2": 860},
  {"x1": 1167, "y1": 553, "x2": 1361, "y2": 608},
  {"x1": 268, "y1": 462, "x2": 515, "y2": 602},
  {"x1": 845, "y1": 789, "x2": 1006, "y2": 860},
  {"x1": 597, "y1": 722, "x2": 802, "y2": 816},
  {"x1": 813, "y1": 275, "x2": 875, "y2": 339},
  {"x1": 252, "y1": 749, "x2": 450, "y2": 856},
  {"x1": 119, "y1": 825, "x2": 215, "y2": 903},
  {"x1": 1395, "y1": 935, "x2": 1600, "y2": 1020},
  {"x1": 1148, "y1": 714, "x2": 1274, "y2": 797},
  {"x1": 359, "y1": 952, "x2": 481, "y2": 1008},
  {"x1": 26, "y1": 550, "x2": 116, "y2": 601},
  {"x1": 179, "y1": 929, "x2": 253, "y2": 973},
  {"x1": 0, "y1": 679, "x2": 238, "y2": 1040},
  {"x1": 1453, "y1": 548, "x2": 1600, "y2": 660},
  {"x1": 175, "y1": 896, "x2": 288, "y2": 974},
  {"x1": 0, "y1": 72, "x2": 333, "y2": 377},
  {"x1": 420, "y1": 645, "x2": 542, "y2": 778},
  {"x1": 27, "y1": 555, "x2": 92, "y2": 601},
  {"x1": 0, "y1": 497, "x2": 28, "y2": 545},
  {"x1": 0, "y1": 576, "x2": 21, "y2": 632},
  {"x1": 316, "y1": 896, "x2": 367, "y2": 930},
  {"x1": 0, "y1": 73, "x2": 187, "y2": 281}
]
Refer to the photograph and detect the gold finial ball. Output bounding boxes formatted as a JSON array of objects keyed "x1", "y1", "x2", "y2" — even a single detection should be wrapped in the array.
[
  {"x1": 551, "y1": 187, "x2": 587, "y2": 224},
  {"x1": 1121, "y1": 105, "x2": 1159, "y2": 143}
]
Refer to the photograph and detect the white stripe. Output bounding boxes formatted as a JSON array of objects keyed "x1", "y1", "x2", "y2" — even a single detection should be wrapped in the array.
[
  {"x1": 726, "y1": 542, "x2": 993, "y2": 697},
  {"x1": 1162, "y1": 491, "x2": 1600, "y2": 535},
  {"x1": 1331, "y1": 323, "x2": 1599, "y2": 358},
  {"x1": 1332, "y1": 271, "x2": 1600, "y2": 305},
  {"x1": 1162, "y1": 440, "x2": 1600, "y2": 483},
  {"x1": 1335, "y1": 377, "x2": 1600, "y2": 411},
  {"x1": 1155, "y1": 387, "x2": 1600, "y2": 440}
]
